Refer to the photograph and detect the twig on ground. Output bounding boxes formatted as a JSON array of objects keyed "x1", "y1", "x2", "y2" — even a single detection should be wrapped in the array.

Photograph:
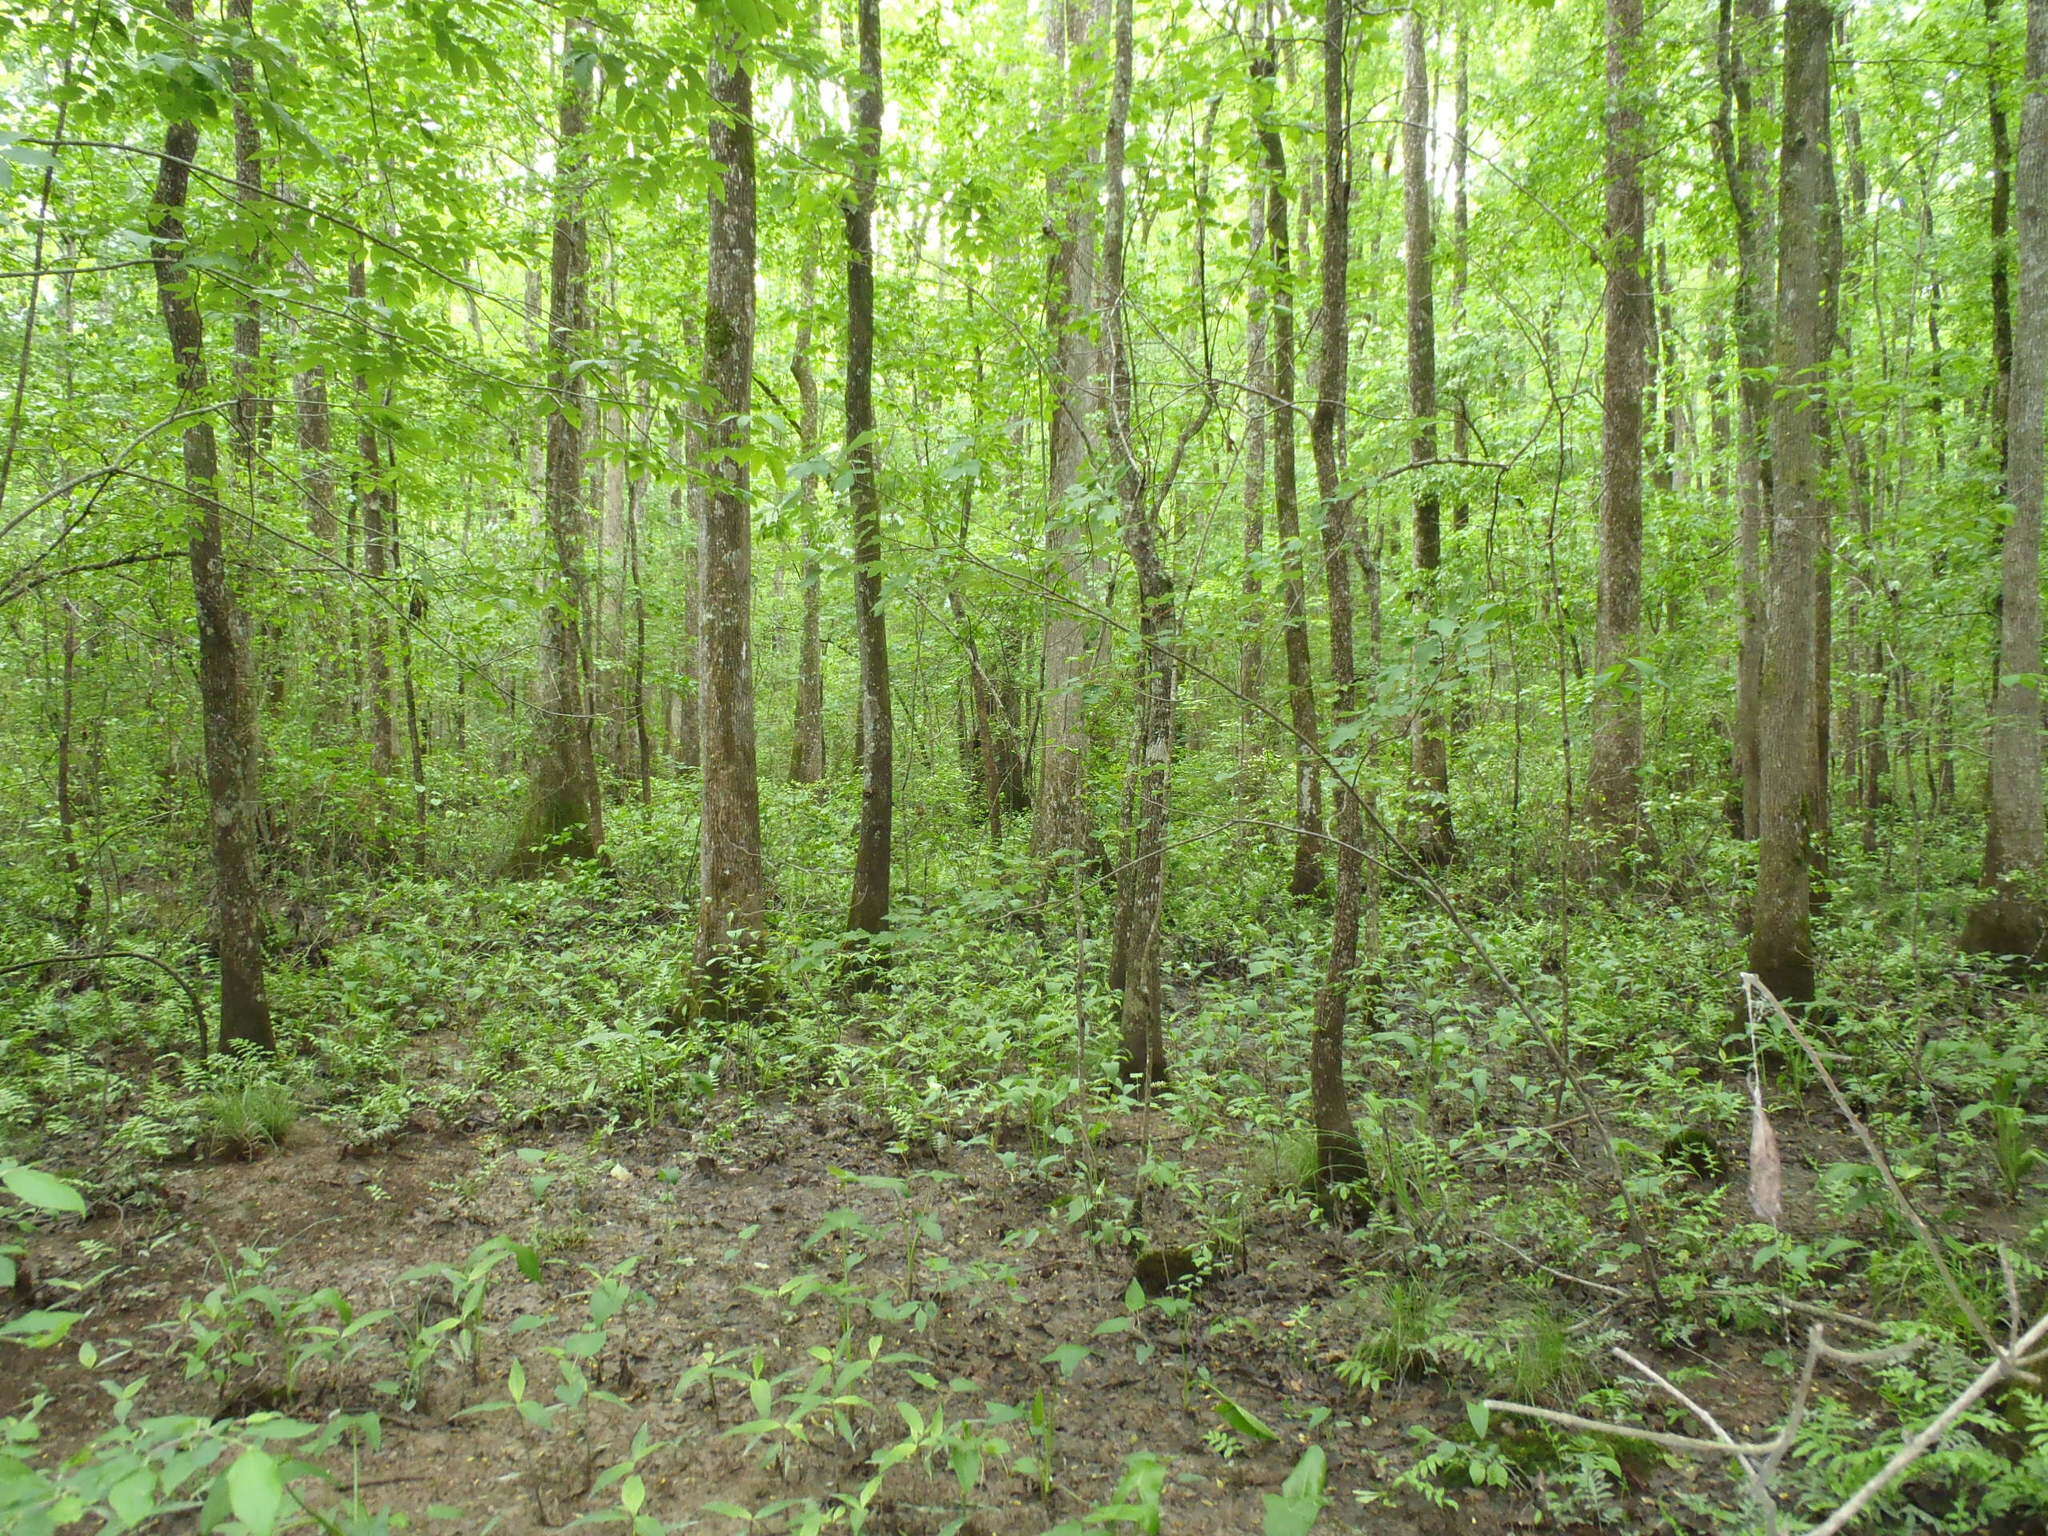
[
  {"x1": 1487, "y1": 1270, "x2": 2030, "y2": 1535},
  {"x1": 1477, "y1": 1230, "x2": 1628, "y2": 1298},
  {"x1": 1802, "y1": 1309, "x2": 2048, "y2": 1536}
]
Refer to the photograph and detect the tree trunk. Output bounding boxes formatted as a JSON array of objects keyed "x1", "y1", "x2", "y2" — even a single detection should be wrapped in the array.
[
  {"x1": 846, "y1": 0, "x2": 893, "y2": 955},
  {"x1": 348, "y1": 262, "x2": 397, "y2": 781},
  {"x1": 626, "y1": 389, "x2": 654, "y2": 805},
  {"x1": 148, "y1": 12, "x2": 273, "y2": 1052},
  {"x1": 1309, "y1": 0, "x2": 1368, "y2": 1193},
  {"x1": 1749, "y1": 0, "x2": 1835, "y2": 1006},
  {"x1": 951, "y1": 585, "x2": 1006, "y2": 842},
  {"x1": 226, "y1": 0, "x2": 266, "y2": 461},
  {"x1": 789, "y1": 254, "x2": 827, "y2": 785},
  {"x1": 385, "y1": 471, "x2": 429, "y2": 865},
  {"x1": 54, "y1": 604, "x2": 91, "y2": 927},
  {"x1": 1716, "y1": 0, "x2": 1776, "y2": 840},
  {"x1": 1991, "y1": 0, "x2": 2018, "y2": 477},
  {"x1": 675, "y1": 411, "x2": 703, "y2": 772},
  {"x1": 1104, "y1": 0, "x2": 1170, "y2": 1087},
  {"x1": 599, "y1": 396, "x2": 631, "y2": 773},
  {"x1": 1964, "y1": 0, "x2": 2048, "y2": 961},
  {"x1": 1239, "y1": 133, "x2": 1268, "y2": 778},
  {"x1": 1451, "y1": 12, "x2": 1471, "y2": 535},
  {"x1": 1587, "y1": 0, "x2": 1652, "y2": 851},
  {"x1": 1035, "y1": 0, "x2": 1102, "y2": 871},
  {"x1": 1255, "y1": 40, "x2": 1326, "y2": 900},
  {"x1": 694, "y1": 41, "x2": 769, "y2": 1002},
  {"x1": 508, "y1": 18, "x2": 606, "y2": 876},
  {"x1": 288, "y1": 251, "x2": 341, "y2": 736},
  {"x1": 1403, "y1": 10, "x2": 1455, "y2": 867}
]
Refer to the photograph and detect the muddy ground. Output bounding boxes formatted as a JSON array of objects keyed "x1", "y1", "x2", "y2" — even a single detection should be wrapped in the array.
[{"x1": 0, "y1": 1087, "x2": 1818, "y2": 1534}]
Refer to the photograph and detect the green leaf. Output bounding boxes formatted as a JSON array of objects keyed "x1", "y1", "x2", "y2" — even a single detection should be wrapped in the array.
[
  {"x1": 1467, "y1": 1400, "x2": 1490, "y2": 1438},
  {"x1": 1042, "y1": 1341, "x2": 1091, "y2": 1378},
  {"x1": 224, "y1": 1448, "x2": 289, "y2": 1536},
  {"x1": 2, "y1": 1166, "x2": 86, "y2": 1216},
  {"x1": 1262, "y1": 1445, "x2": 1328, "y2": 1536},
  {"x1": 1211, "y1": 1390, "x2": 1279, "y2": 1442},
  {"x1": 0, "y1": 1310, "x2": 83, "y2": 1347}
]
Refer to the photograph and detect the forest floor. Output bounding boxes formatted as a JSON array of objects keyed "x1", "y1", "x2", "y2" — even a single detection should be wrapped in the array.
[
  {"x1": 5, "y1": 805, "x2": 2048, "y2": 1533},
  {"x1": 12, "y1": 1085, "x2": 1839, "y2": 1536}
]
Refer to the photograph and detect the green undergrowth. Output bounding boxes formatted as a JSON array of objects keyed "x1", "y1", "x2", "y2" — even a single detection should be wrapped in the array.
[{"x1": 6, "y1": 778, "x2": 2048, "y2": 1530}]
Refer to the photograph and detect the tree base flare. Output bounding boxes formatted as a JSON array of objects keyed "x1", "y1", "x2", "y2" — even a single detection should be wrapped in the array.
[{"x1": 1960, "y1": 892, "x2": 2048, "y2": 969}]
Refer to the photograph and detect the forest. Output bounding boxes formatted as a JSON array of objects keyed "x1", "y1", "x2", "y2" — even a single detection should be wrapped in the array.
[{"x1": 2, "y1": 0, "x2": 2047, "y2": 1527}]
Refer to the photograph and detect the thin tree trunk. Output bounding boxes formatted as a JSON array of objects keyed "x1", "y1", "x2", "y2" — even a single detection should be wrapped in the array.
[
  {"x1": 1404, "y1": 11, "x2": 1455, "y2": 866},
  {"x1": 1255, "y1": 38, "x2": 1325, "y2": 899},
  {"x1": 599, "y1": 394, "x2": 631, "y2": 772},
  {"x1": 55, "y1": 604, "x2": 90, "y2": 926},
  {"x1": 1716, "y1": 0, "x2": 1776, "y2": 839},
  {"x1": 1309, "y1": 0, "x2": 1368, "y2": 1193},
  {"x1": 951, "y1": 585, "x2": 1006, "y2": 842},
  {"x1": 226, "y1": 0, "x2": 281, "y2": 712},
  {"x1": 148, "y1": 10, "x2": 273, "y2": 1051},
  {"x1": 1965, "y1": 0, "x2": 2048, "y2": 960},
  {"x1": 288, "y1": 251, "x2": 342, "y2": 737},
  {"x1": 1035, "y1": 0, "x2": 1102, "y2": 870},
  {"x1": 1239, "y1": 127, "x2": 1268, "y2": 777},
  {"x1": 1991, "y1": 0, "x2": 2017, "y2": 477},
  {"x1": 1837, "y1": 73, "x2": 1888, "y2": 857},
  {"x1": 1104, "y1": 0, "x2": 1170, "y2": 1086},
  {"x1": 694, "y1": 40, "x2": 768, "y2": 999},
  {"x1": 1451, "y1": 11, "x2": 1471, "y2": 535},
  {"x1": 789, "y1": 253, "x2": 827, "y2": 785},
  {"x1": 1749, "y1": 0, "x2": 1835, "y2": 1006},
  {"x1": 846, "y1": 0, "x2": 893, "y2": 953},
  {"x1": 348, "y1": 262, "x2": 397, "y2": 781},
  {"x1": 1587, "y1": 0, "x2": 1651, "y2": 850},
  {"x1": 508, "y1": 18, "x2": 606, "y2": 875},
  {"x1": 227, "y1": 0, "x2": 266, "y2": 461},
  {"x1": 386, "y1": 471, "x2": 429, "y2": 866},
  {"x1": 626, "y1": 404, "x2": 653, "y2": 805},
  {"x1": 675, "y1": 413, "x2": 703, "y2": 772}
]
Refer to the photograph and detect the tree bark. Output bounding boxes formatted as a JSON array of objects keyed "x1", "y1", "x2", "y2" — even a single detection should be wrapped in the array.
[
  {"x1": 1992, "y1": 0, "x2": 2018, "y2": 477},
  {"x1": 1749, "y1": 0, "x2": 1835, "y2": 1006},
  {"x1": 1451, "y1": 12, "x2": 1472, "y2": 537},
  {"x1": 1035, "y1": 0, "x2": 1103, "y2": 871},
  {"x1": 288, "y1": 251, "x2": 342, "y2": 735},
  {"x1": 951, "y1": 585, "x2": 1007, "y2": 841},
  {"x1": 148, "y1": 7, "x2": 274, "y2": 1052},
  {"x1": 1716, "y1": 0, "x2": 1777, "y2": 840},
  {"x1": 598, "y1": 394, "x2": 632, "y2": 773},
  {"x1": 1240, "y1": 124, "x2": 1268, "y2": 777},
  {"x1": 347, "y1": 260, "x2": 397, "y2": 782},
  {"x1": 1964, "y1": 0, "x2": 2048, "y2": 961},
  {"x1": 1255, "y1": 41, "x2": 1326, "y2": 900},
  {"x1": 226, "y1": 0, "x2": 267, "y2": 461},
  {"x1": 789, "y1": 254, "x2": 827, "y2": 785},
  {"x1": 1403, "y1": 10, "x2": 1455, "y2": 867},
  {"x1": 846, "y1": 0, "x2": 893, "y2": 955},
  {"x1": 1587, "y1": 0, "x2": 1652, "y2": 851},
  {"x1": 507, "y1": 18, "x2": 606, "y2": 875},
  {"x1": 694, "y1": 40, "x2": 769, "y2": 1002},
  {"x1": 1103, "y1": 0, "x2": 1170, "y2": 1087},
  {"x1": 1309, "y1": 0, "x2": 1368, "y2": 1193}
]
